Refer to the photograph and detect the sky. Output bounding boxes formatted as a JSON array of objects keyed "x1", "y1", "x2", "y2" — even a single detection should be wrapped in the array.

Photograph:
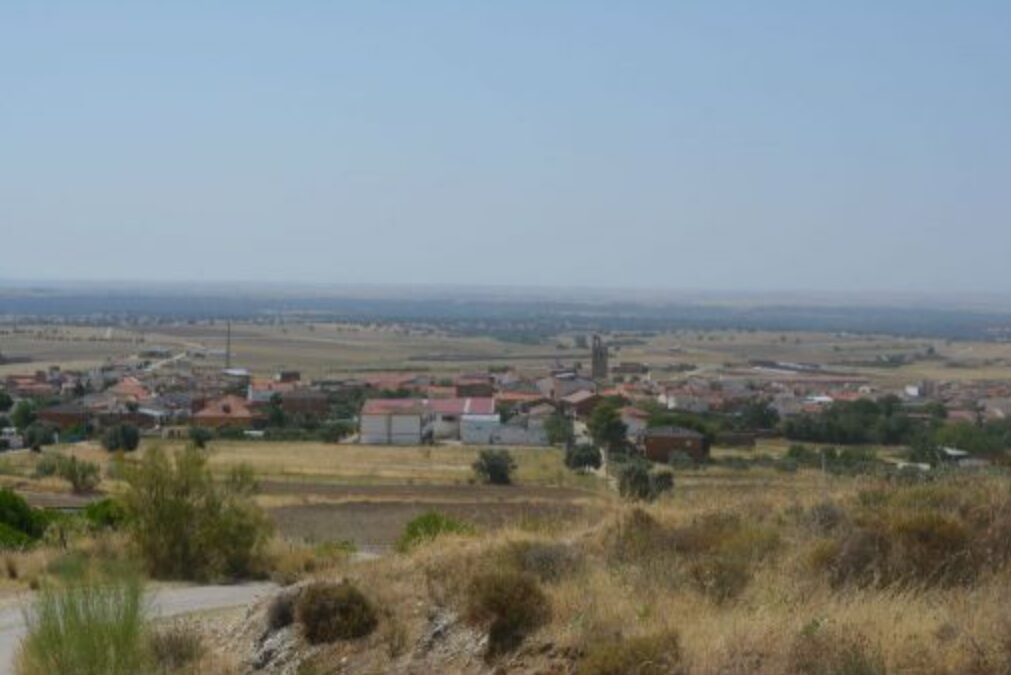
[{"x1": 1, "y1": 2, "x2": 1010, "y2": 293}]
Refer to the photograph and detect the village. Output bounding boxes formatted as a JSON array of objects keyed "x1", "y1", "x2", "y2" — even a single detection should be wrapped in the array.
[{"x1": 3, "y1": 324, "x2": 1009, "y2": 473}]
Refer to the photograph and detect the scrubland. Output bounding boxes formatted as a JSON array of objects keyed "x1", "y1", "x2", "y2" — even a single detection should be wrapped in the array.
[{"x1": 274, "y1": 470, "x2": 1011, "y2": 675}]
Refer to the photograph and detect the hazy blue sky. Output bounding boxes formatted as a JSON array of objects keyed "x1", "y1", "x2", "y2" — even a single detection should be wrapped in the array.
[{"x1": 2, "y1": 2, "x2": 1009, "y2": 292}]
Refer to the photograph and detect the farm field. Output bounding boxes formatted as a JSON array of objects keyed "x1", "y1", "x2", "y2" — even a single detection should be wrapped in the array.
[{"x1": 8, "y1": 321, "x2": 1011, "y2": 385}]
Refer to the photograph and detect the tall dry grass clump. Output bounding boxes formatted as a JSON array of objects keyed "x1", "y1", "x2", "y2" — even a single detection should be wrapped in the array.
[{"x1": 17, "y1": 575, "x2": 147, "y2": 675}]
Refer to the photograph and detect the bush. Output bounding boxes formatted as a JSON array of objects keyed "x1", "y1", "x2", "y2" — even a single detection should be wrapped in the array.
[
  {"x1": 0, "y1": 488, "x2": 46, "y2": 540},
  {"x1": 465, "y1": 571, "x2": 550, "y2": 657},
  {"x1": 318, "y1": 421, "x2": 354, "y2": 443},
  {"x1": 618, "y1": 462, "x2": 674, "y2": 502},
  {"x1": 473, "y1": 449, "x2": 516, "y2": 485},
  {"x1": 56, "y1": 456, "x2": 101, "y2": 494},
  {"x1": 17, "y1": 575, "x2": 147, "y2": 675},
  {"x1": 577, "y1": 631, "x2": 685, "y2": 675},
  {"x1": 34, "y1": 453, "x2": 60, "y2": 478},
  {"x1": 83, "y1": 499, "x2": 128, "y2": 531},
  {"x1": 501, "y1": 540, "x2": 583, "y2": 583},
  {"x1": 564, "y1": 444, "x2": 602, "y2": 472},
  {"x1": 789, "y1": 622, "x2": 886, "y2": 675},
  {"x1": 102, "y1": 425, "x2": 140, "y2": 453},
  {"x1": 0, "y1": 522, "x2": 33, "y2": 549},
  {"x1": 295, "y1": 581, "x2": 378, "y2": 644},
  {"x1": 148, "y1": 624, "x2": 203, "y2": 672},
  {"x1": 123, "y1": 445, "x2": 272, "y2": 581},
  {"x1": 23, "y1": 422, "x2": 56, "y2": 451},
  {"x1": 396, "y1": 511, "x2": 473, "y2": 552},
  {"x1": 266, "y1": 589, "x2": 300, "y2": 632},
  {"x1": 187, "y1": 426, "x2": 213, "y2": 449}
]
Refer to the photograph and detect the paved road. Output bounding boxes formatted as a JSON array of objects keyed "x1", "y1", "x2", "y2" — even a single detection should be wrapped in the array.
[{"x1": 0, "y1": 582, "x2": 276, "y2": 675}]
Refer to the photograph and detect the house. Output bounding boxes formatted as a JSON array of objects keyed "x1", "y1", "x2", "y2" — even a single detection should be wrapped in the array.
[
  {"x1": 247, "y1": 378, "x2": 298, "y2": 404},
  {"x1": 429, "y1": 398, "x2": 496, "y2": 440},
  {"x1": 1, "y1": 428, "x2": 23, "y2": 450},
  {"x1": 620, "y1": 406, "x2": 650, "y2": 439},
  {"x1": 37, "y1": 403, "x2": 91, "y2": 431},
  {"x1": 280, "y1": 389, "x2": 330, "y2": 417},
  {"x1": 640, "y1": 426, "x2": 708, "y2": 463},
  {"x1": 560, "y1": 390, "x2": 601, "y2": 417},
  {"x1": 109, "y1": 376, "x2": 152, "y2": 403},
  {"x1": 359, "y1": 399, "x2": 432, "y2": 445},
  {"x1": 455, "y1": 374, "x2": 495, "y2": 398},
  {"x1": 193, "y1": 395, "x2": 259, "y2": 429},
  {"x1": 537, "y1": 374, "x2": 596, "y2": 401},
  {"x1": 460, "y1": 410, "x2": 550, "y2": 446}
]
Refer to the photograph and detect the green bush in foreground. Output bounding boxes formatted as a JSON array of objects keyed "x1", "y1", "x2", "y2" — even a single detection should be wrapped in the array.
[
  {"x1": 123, "y1": 445, "x2": 272, "y2": 581},
  {"x1": 17, "y1": 576, "x2": 147, "y2": 675},
  {"x1": 0, "y1": 488, "x2": 47, "y2": 542},
  {"x1": 396, "y1": 511, "x2": 473, "y2": 552},
  {"x1": 295, "y1": 581, "x2": 378, "y2": 644}
]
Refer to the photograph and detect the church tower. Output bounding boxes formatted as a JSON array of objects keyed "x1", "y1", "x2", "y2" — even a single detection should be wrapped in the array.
[{"x1": 591, "y1": 334, "x2": 609, "y2": 381}]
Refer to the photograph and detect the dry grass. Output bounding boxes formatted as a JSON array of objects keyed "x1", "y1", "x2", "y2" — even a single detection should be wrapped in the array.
[{"x1": 285, "y1": 471, "x2": 1011, "y2": 674}]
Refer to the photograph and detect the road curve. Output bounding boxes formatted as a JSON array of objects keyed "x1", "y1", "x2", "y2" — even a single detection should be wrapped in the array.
[{"x1": 0, "y1": 581, "x2": 277, "y2": 675}]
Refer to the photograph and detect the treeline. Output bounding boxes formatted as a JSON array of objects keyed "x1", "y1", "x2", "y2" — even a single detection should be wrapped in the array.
[
  {"x1": 781, "y1": 397, "x2": 938, "y2": 446},
  {"x1": 783, "y1": 397, "x2": 1011, "y2": 458}
]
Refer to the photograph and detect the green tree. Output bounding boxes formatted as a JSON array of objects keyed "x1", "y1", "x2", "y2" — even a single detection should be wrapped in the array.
[
  {"x1": 473, "y1": 449, "x2": 517, "y2": 485},
  {"x1": 618, "y1": 462, "x2": 674, "y2": 502},
  {"x1": 544, "y1": 411, "x2": 574, "y2": 446},
  {"x1": 188, "y1": 426, "x2": 213, "y2": 449},
  {"x1": 10, "y1": 400, "x2": 37, "y2": 431},
  {"x1": 587, "y1": 403, "x2": 627, "y2": 452},
  {"x1": 123, "y1": 445, "x2": 272, "y2": 581},
  {"x1": 23, "y1": 422, "x2": 56, "y2": 451},
  {"x1": 0, "y1": 391, "x2": 13, "y2": 412},
  {"x1": 102, "y1": 424, "x2": 140, "y2": 452},
  {"x1": 564, "y1": 444, "x2": 602, "y2": 472},
  {"x1": 738, "y1": 400, "x2": 779, "y2": 430}
]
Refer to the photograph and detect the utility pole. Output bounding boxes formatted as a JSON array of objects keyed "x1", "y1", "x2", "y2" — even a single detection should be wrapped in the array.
[{"x1": 225, "y1": 320, "x2": 232, "y2": 370}]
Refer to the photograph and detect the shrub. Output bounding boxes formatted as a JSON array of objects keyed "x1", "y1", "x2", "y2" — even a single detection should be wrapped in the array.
[
  {"x1": 187, "y1": 426, "x2": 213, "y2": 449},
  {"x1": 688, "y1": 555, "x2": 751, "y2": 603},
  {"x1": 318, "y1": 421, "x2": 354, "y2": 443},
  {"x1": 396, "y1": 511, "x2": 472, "y2": 552},
  {"x1": 473, "y1": 449, "x2": 516, "y2": 485},
  {"x1": 0, "y1": 522, "x2": 32, "y2": 550},
  {"x1": 83, "y1": 498, "x2": 128, "y2": 531},
  {"x1": 102, "y1": 425, "x2": 140, "y2": 452},
  {"x1": 266, "y1": 589, "x2": 300, "y2": 632},
  {"x1": 56, "y1": 456, "x2": 101, "y2": 494},
  {"x1": 17, "y1": 575, "x2": 148, "y2": 675},
  {"x1": 806, "y1": 501, "x2": 846, "y2": 534},
  {"x1": 605, "y1": 508, "x2": 671, "y2": 564},
  {"x1": 789, "y1": 623, "x2": 886, "y2": 675},
  {"x1": 501, "y1": 540, "x2": 583, "y2": 583},
  {"x1": 295, "y1": 581, "x2": 378, "y2": 644},
  {"x1": 34, "y1": 453, "x2": 60, "y2": 478},
  {"x1": 565, "y1": 444, "x2": 602, "y2": 472},
  {"x1": 577, "y1": 631, "x2": 685, "y2": 675},
  {"x1": 36, "y1": 453, "x2": 100, "y2": 492},
  {"x1": 148, "y1": 624, "x2": 203, "y2": 671},
  {"x1": 123, "y1": 445, "x2": 272, "y2": 581},
  {"x1": 0, "y1": 488, "x2": 46, "y2": 539},
  {"x1": 465, "y1": 571, "x2": 550, "y2": 657},
  {"x1": 618, "y1": 462, "x2": 674, "y2": 502}
]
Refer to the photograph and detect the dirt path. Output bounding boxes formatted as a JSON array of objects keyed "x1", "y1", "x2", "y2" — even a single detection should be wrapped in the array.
[{"x1": 0, "y1": 582, "x2": 277, "y2": 675}]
